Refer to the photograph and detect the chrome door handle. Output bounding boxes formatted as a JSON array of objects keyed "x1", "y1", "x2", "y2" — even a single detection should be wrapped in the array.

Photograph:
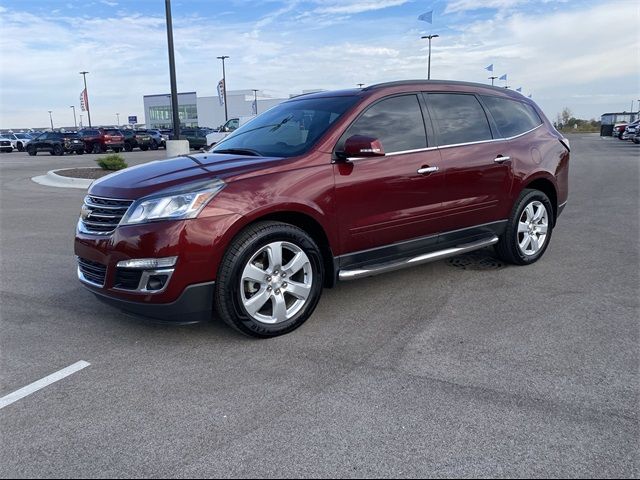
[
  {"x1": 417, "y1": 166, "x2": 439, "y2": 175},
  {"x1": 494, "y1": 156, "x2": 511, "y2": 163}
]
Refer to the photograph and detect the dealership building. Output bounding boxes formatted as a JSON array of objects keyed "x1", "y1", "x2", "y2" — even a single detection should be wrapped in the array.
[{"x1": 142, "y1": 90, "x2": 289, "y2": 130}]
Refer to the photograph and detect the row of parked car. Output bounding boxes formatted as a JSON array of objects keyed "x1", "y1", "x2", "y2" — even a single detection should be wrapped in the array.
[
  {"x1": 0, "y1": 118, "x2": 249, "y2": 156},
  {"x1": 612, "y1": 120, "x2": 640, "y2": 144}
]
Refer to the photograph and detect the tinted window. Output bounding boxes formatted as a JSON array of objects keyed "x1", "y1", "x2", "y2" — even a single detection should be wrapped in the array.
[
  {"x1": 481, "y1": 96, "x2": 542, "y2": 138},
  {"x1": 213, "y1": 95, "x2": 358, "y2": 158},
  {"x1": 428, "y1": 93, "x2": 493, "y2": 146},
  {"x1": 338, "y1": 95, "x2": 427, "y2": 153},
  {"x1": 104, "y1": 129, "x2": 121, "y2": 135}
]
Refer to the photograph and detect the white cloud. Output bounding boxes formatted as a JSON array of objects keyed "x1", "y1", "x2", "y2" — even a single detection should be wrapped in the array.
[
  {"x1": 0, "y1": 1, "x2": 637, "y2": 127},
  {"x1": 314, "y1": 0, "x2": 410, "y2": 14}
]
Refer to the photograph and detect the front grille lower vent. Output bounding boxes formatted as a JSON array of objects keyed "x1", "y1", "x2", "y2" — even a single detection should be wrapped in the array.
[
  {"x1": 80, "y1": 195, "x2": 133, "y2": 235},
  {"x1": 78, "y1": 257, "x2": 107, "y2": 286},
  {"x1": 114, "y1": 269, "x2": 143, "y2": 290}
]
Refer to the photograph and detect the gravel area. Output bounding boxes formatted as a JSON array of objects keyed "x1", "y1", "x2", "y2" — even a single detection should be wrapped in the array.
[{"x1": 55, "y1": 167, "x2": 113, "y2": 179}]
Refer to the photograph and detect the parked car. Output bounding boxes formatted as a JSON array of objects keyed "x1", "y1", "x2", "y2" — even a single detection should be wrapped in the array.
[
  {"x1": 180, "y1": 128, "x2": 208, "y2": 150},
  {"x1": 612, "y1": 122, "x2": 628, "y2": 139},
  {"x1": 144, "y1": 129, "x2": 167, "y2": 148},
  {"x1": 206, "y1": 116, "x2": 254, "y2": 147},
  {"x1": 122, "y1": 129, "x2": 157, "y2": 151},
  {"x1": 78, "y1": 128, "x2": 124, "y2": 153},
  {"x1": 621, "y1": 120, "x2": 640, "y2": 140},
  {"x1": 26, "y1": 131, "x2": 85, "y2": 155},
  {"x1": 633, "y1": 130, "x2": 640, "y2": 144},
  {"x1": 75, "y1": 80, "x2": 570, "y2": 338},
  {"x1": 4, "y1": 132, "x2": 33, "y2": 151},
  {"x1": 0, "y1": 136, "x2": 13, "y2": 152}
]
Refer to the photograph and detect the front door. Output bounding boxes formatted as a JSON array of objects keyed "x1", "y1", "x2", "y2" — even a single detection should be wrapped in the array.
[{"x1": 333, "y1": 94, "x2": 445, "y2": 255}]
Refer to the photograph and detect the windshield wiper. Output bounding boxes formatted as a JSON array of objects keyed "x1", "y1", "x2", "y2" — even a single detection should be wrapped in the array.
[{"x1": 213, "y1": 148, "x2": 262, "y2": 157}]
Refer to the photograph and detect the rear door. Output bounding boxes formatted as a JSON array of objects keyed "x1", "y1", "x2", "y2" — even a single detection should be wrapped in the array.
[
  {"x1": 333, "y1": 94, "x2": 445, "y2": 254},
  {"x1": 425, "y1": 92, "x2": 513, "y2": 234}
]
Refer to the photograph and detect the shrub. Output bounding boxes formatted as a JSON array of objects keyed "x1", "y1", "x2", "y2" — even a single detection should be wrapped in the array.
[{"x1": 96, "y1": 154, "x2": 128, "y2": 171}]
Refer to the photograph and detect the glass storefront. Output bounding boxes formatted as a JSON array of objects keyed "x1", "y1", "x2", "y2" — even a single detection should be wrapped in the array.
[{"x1": 148, "y1": 104, "x2": 198, "y2": 128}]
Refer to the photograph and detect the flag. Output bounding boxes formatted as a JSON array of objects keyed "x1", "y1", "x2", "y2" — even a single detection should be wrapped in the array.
[
  {"x1": 217, "y1": 79, "x2": 225, "y2": 106},
  {"x1": 485, "y1": 64, "x2": 494, "y2": 72},
  {"x1": 251, "y1": 99, "x2": 257, "y2": 115},
  {"x1": 516, "y1": 87, "x2": 522, "y2": 92},
  {"x1": 499, "y1": 74, "x2": 507, "y2": 81},
  {"x1": 79, "y1": 89, "x2": 89, "y2": 112},
  {"x1": 418, "y1": 11, "x2": 433, "y2": 23}
]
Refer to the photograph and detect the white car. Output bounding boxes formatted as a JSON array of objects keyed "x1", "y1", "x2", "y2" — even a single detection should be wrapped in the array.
[
  {"x1": 4, "y1": 132, "x2": 33, "y2": 151},
  {"x1": 0, "y1": 136, "x2": 13, "y2": 152},
  {"x1": 206, "y1": 116, "x2": 255, "y2": 148}
]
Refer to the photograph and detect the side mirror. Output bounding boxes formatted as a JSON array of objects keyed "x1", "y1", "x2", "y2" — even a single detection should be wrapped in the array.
[{"x1": 340, "y1": 135, "x2": 385, "y2": 160}]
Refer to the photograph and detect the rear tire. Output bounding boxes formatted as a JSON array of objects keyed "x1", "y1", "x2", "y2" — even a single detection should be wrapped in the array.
[
  {"x1": 53, "y1": 144, "x2": 64, "y2": 156},
  {"x1": 495, "y1": 189, "x2": 554, "y2": 265},
  {"x1": 17, "y1": 143, "x2": 24, "y2": 152},
  {"x1": 124, "y1": 142, "x2": 133, "y2": 152},
  {"x1": 150, "y1": 140, "x2": 159, "y2": 150},
  {"x1": 92, "y1": 143, "x2": 102, "y2": 154},
  {"x1": 27, "y1": 146, "x2": 36, "y2": 156},
  {"x1": 215, "y1": 221, "x2": 324, "y2": 338}
]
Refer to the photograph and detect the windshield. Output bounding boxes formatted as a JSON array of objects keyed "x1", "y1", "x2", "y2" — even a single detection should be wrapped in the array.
[{"x1": 212, "y1": 95, "x2": 359, "y2": 157}]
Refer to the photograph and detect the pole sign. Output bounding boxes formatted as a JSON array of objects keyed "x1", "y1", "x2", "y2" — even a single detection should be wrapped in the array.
[{"x1": 128, "y1": 115, "x2": 137, "y2": 125}]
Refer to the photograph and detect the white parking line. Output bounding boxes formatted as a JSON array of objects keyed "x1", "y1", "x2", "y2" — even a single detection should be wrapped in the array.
[{"x1": 0, "y1": 361, "x2": 90, "y2": 410}]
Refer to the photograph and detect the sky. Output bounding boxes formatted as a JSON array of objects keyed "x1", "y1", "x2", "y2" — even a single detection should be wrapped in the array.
[{"x1": 0, "y1": 0, "x2": 638, "y2": 128}]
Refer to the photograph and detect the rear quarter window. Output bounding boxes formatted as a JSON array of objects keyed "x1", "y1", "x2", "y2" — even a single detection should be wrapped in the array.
[
  {"x1": 480, "y1": 95, "x2": 542, "y2": 138},
  {"x1": 427, "y1": 93, "x2": 493, "y2": 146}
]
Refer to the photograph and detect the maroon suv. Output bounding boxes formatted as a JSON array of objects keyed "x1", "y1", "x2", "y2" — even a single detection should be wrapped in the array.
[
  {"x1": 75, "y1": 80, "x2": 570, "y2": 337},
  {"x1": 78, "y1": 128, "x2": 125, "y2": 154}
]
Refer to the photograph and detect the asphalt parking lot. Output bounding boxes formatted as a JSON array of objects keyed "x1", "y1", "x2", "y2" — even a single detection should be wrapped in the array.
[{"x1": 0, "y1": 135, "x2": 638, "y2": 478}]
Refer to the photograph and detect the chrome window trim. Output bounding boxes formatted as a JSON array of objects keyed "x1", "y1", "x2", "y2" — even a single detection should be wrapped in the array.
[{"x1": 339, "y1": 124, "x2": 544, "y2": 162}]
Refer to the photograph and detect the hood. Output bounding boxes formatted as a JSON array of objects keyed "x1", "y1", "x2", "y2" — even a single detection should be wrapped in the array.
[{"x1": 89, "y1": 152, "x2": 284, "y2": 199}]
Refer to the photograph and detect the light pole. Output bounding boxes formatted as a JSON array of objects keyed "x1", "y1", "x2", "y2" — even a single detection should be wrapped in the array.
[
  {"x1": 357, "y1": 83, "x2": 365, "y2": 88},
  {"x1": 70, "y1": 105, "x2": 77, "y2": 129},
  {"x1": 79, "y1": 114, "x2": 84, "y2": 128},
  {"x1": 421, "y1": 34, "x2": 439, "y2": 80},
  {"x1": 79, "y1": 71, "x2": 92, "y2": 127},
  {"x1": 489, "y1": 76, "x2": 498, "y2": 86},
  {"x1": 217, "y1": 55, "x2": 230, "y2": 122},
  {"x1": 252, "y1": 89, "x2": 259, "y2": 115},
  {"x1": 48, "y1": 111, "x2": 54, "y2": 130},
  {"x1": 116, "y1": 113, "x2": 120, "y2": 125},
  {"x1": 165, "y1": 0, "x2": 181, "y2": 139}
]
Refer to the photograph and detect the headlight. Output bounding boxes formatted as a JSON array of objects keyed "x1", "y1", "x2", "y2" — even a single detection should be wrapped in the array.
[{"x1": 120, "y1": 179, "x2": 225, "y2": 225}]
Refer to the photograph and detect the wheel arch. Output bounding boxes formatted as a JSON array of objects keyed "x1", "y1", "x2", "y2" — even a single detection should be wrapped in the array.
[
  {"x1": 226, "y1": 209, "x2": 337, "y2": 288},
  {"x1": 522, "y1": 175, "x2": 558, "y2": 223}
]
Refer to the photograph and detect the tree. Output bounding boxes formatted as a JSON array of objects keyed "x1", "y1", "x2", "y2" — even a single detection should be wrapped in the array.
[{"x1": 561, "y1": 107, "x2": 572, "y2": 125}]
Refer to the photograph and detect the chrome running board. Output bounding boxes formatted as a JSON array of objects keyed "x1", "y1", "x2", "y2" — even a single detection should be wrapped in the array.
[{"x1": 338, "y1": 235, "x2": 499, "y2": 281}]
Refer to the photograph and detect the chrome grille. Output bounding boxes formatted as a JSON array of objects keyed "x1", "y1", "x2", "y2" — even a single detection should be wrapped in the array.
[
  {"x1": 80, "y1": 195, "x2": 133, "y2": 235},
  {"x1": 77, "y1": 257, "x2": 107, "y2": 286}
]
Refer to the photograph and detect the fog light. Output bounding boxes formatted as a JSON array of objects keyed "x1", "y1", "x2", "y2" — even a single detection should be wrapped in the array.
[
  {"x1": 116, "y1": 257, "x2": 177, "y2": 269},
  {"x1": 146, "y1": 275, "x2": 168, "y2": 291}
]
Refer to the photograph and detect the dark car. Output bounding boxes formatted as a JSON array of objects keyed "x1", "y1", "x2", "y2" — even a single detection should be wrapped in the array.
[
  {"x1": 612, "y1": 123, "x2": 628, "y2": 139},
  {"x1": 180, "y1": 128, "x2": 208, "y2": 150},
  {"x1": 122, "y1": 130, "x2": 159, "y2": 151},
  {"x1": 144, "y1": 129, "x2": 167, "y2": 149},
  {"x1": 78, "y1": 128, "x2": 125, "y2": 153},
  {"x1": 75, "y1": 80, "x2": 569, "y2": 338},
  {"x1": 27, "y1": 132, "x2": 85, "y2": 156}
]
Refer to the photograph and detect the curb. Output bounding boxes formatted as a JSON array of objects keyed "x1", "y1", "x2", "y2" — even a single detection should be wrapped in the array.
[{"x1": 31, "y1": 168, "x2": 95, "y2": 190}]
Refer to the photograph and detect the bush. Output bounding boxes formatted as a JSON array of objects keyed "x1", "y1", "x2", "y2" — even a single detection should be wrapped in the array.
[{"x1": 96, "y1": 154, "x2": 128, "y2": 171}]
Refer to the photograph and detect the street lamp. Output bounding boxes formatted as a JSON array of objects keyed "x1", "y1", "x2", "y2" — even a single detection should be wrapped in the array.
[
  {"x1": 252, "y1": 89, "x2": 259, "y2": 115},
  {"x1": 79, "y1": 114, "x2": 84, "y2": 128},
  {"x1": 79, "y1": 71, "x2": 92, "y2": 127},
  {"x1": 217, "y1": 55, "x2": 230, "y2": 122},
  {"x1": 48, "y1": 110, "x2": 54, "y2": 130},
  {"x1": 165, "y1": 0, "x2": 181, "y2": 139},
  {"x1": 357, "y1": 83, "x2": 365, "y2": 88},
  {"x1": 421, "y1": 34, "x2": 439, "y2": 80},
  {"x1": 488, "y1": 76, "x2": 498, "y2": 86},
  {"x1": 116, "y1": 113, "x2": 120, "y2": 125},
  {"x1": 70, "y1": 106, "x2": 77, "y2": 129}
]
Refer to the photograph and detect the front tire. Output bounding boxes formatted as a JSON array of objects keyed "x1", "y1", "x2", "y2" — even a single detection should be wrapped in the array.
[
  {"x1": 215, "y1": 221, "x2": 324, "y2": 338},
  {"x1": 27, "y1": 146, "x2": 37, "y2": 156},
  {"x1": 495, "y1": 189, "x2": 554, "y2": 265}
]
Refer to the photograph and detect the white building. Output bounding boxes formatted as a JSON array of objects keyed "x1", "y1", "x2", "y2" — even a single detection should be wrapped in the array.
[{"x1": 143, "y1": 90, "x2": 288, "y2": 130}]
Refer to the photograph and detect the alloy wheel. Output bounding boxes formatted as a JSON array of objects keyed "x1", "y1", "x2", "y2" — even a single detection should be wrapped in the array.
[
  {"x1": 517, "y1": 200, "x2": 549, "y2": 256},
  {"x1": 240, "y1": 241, "x2": 313, "y2": 325}
]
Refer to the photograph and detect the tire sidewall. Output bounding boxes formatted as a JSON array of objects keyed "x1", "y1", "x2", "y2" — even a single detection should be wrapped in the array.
[
  {"x1": 221, "y1": 226, "x2": 324, "y2": 337},
  {"x1": 510, "y1": 190, "x2": 554, "y2": 264}
]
